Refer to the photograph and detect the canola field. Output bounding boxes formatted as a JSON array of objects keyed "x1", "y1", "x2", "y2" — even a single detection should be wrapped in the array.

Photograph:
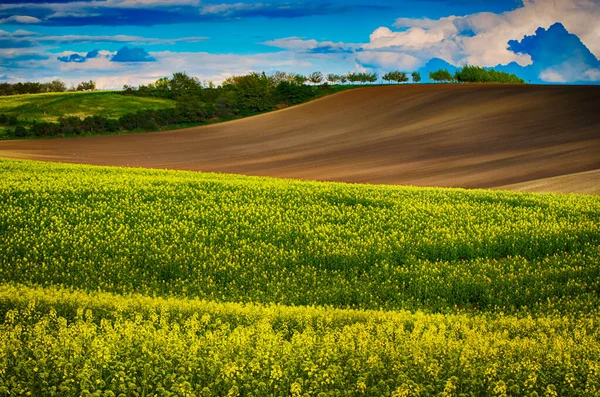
[{"x1": 1, "y1": 159, "x2": 599, "y2": 396}]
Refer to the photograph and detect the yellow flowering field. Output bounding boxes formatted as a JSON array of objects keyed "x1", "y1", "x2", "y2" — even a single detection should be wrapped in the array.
[{"x1": 0, "y1": 159, "x2": 599, "y2": 395}]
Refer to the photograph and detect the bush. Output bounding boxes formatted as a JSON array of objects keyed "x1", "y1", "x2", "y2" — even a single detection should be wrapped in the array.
[
  {"x1": 274, "y1": 82, "x2": 315, "y2": 105},
  {"x1": 7, "y1": 115, "x2": 18, "y2": 126},
  {"x1": 30, "y1": 122, "x2": 59, "y2": 137},
  {"x1": 58, "y1": 116, "x2": 83, "y2": 135},
  {"x1": 13, "y1": 125, "x2": 28, "y2": 137}
]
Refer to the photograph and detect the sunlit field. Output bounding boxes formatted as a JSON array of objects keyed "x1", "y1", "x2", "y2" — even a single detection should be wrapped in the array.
[{"x1": 1, "y1": 159, "x2": 599, "y2": 395}]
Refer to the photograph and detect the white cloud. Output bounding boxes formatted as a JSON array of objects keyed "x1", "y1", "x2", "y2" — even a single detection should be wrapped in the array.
[
  {"x1": 262, "y1": 37, "x2": 357, "y2": 53},
  {"x1": 583, "y1": 68, "x2": 600, "y2": 81},
  {"x1": 356, "y1": 51, "x2": 420, "y2": 70},
  {"x1": 0, "y1": 15, "x2": 41, "y2": 24},
  {"x1": 539, "y1": 69, "x2": 567, "y2": 83},
  {"x1": 200, "y1": 3, "x2": 262, "y2": 15},
  {"x1": 360, "y1": 0, "x2": 600, "y2": 70}
]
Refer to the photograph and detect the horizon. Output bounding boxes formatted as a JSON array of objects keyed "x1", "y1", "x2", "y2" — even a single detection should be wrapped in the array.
[{"x1": 1, "y1": 0, "x2": 599, "y2": 88}]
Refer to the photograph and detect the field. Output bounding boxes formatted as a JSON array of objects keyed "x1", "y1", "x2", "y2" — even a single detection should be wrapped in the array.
[
  {"x1": 0, "y1": 91, "x2": 174, "y2": 136},
  {"x1": 1, "y1": 85, "x2": 598, "y2": 191},
  {"x1": 1, "y1": 159, "x2": 599, "y2": 395}
]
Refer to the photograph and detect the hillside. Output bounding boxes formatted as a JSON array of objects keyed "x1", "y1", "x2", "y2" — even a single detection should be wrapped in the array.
[
  {"x1": 0, "y1": 84, "x2": 598, "y2": 190},
  {"x1": 499, "y1": 169, "x2": 600, "y2": 194},
  {"x1": 1, "y1": 159, "x2": 599, "y2": 395},
  {"x1": 0, "y1": 91, "x2": 174, "y2": 136}
]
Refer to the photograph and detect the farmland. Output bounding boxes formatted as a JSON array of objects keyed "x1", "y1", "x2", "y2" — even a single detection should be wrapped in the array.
[
  {"x1": 1, "y1": 159, "x2": 599, "y2": 395},
  {"x1": 0, "y1": 91, "x2": 175, "y2": 137},
  {"x1": 1, "y1": 85, "x2": 598, "y2": 190},
  {"x1": 0, "y1": 91, "x2": 175, "y2": 123}
]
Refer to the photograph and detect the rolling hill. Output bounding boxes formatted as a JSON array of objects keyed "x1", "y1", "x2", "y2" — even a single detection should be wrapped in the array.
[
  {"x1": 0, "y1": 84, "x2": 598, "y2": 191},
  {"x1": 0, "y1": 91, "x2": 175, "y2": 136}
]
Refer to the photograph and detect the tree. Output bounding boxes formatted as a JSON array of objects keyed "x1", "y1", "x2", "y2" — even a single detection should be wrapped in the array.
[
  {"x1": 47, "y1": 80, "x2": 67, "y2": 92},
  {"x1": 76, "y1": 80, "x2": 96, "y2": 91},
  {"x1": 293, "y1": 74, "x2": 307, "y2": 86},
  {"x1": 382, "y1": 72, "x2": 394, "y2": 84},
  {"x1": 327, "y1": 74, "x2": 341, "y2": 85},
  {"x1": 454, "y1": 65, "x2": 525, "y2": 84},
  {"x1": 396, "y1": 71, "x2": 408, "y2": 84},
  {"x1": 169, "y1": 72, "x2": 202, "y2": 97},
  {"x1": 346, "y1": 72, "x2": 359, "y2": 84},
  {"x1": 429, "y1": 69, "x2": 454, "y2": 83},
  {"x1": 308, "y1": 72, "x2": 324, "y2": 85},
  {"x1": 340, "y1": 74, "x2": 348, "y2": 85},
  {"x1": 382, "y1": 71, "x2": 407, "y2": 84},
  {"x1": 366, "y1": 72, "x2": 378, "y2": 84},
  {"x1": 412, "y1": 71, "x2": 422, "y2": 83}
]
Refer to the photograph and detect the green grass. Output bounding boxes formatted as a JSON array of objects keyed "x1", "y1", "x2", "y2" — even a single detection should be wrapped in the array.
[
  {"x1": 1, "y1": 159, "x2": 599, "y2": 395},
  {"x1": 0, "y1": 91, "x2": 174, "y2": 124}
]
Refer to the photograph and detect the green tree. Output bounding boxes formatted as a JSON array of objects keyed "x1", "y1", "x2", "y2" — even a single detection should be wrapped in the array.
[
  {"x1": 327, "y1": 74, "x2": 341, "y2": 84},
  {"x1": 308, "y1": 72, "x2": 324, "y2": 85},
  {"x1": 429, "y1": 69, "x2": 454, "y2": 83},
  {"x1": 411, "y1": 71, "x2": 422, "y2": 83},
  {"x1": 169, "y1": 72, "x2": 202, "y2": 97},
  {"x1": 76, "y1": 80, "x2": 96, "y2": 91}
]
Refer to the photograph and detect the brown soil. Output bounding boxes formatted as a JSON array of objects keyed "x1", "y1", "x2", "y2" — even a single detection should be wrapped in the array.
[
  {"x1": 498, "y1": 169, "x2": 600, "y2": 195},
  {"x1": 1, "y1": 84, "x2": 599, "y2": 190}
]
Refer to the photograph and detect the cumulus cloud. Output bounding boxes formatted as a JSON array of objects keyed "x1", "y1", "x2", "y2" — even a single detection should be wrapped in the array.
[{"x1": 360, "y1": 0, "x2": 600, "y2": 71}]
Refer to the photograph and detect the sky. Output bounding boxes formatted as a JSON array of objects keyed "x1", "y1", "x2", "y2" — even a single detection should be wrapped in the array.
[{"x1": 0, "y1": 0, "x2": 599, "y2": 88}]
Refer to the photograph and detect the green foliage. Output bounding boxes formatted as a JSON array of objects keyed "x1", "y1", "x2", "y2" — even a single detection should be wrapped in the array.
[
  {"x1": 0, "y1": 71, "x2": 359, "y2": 139},
  {"x1": 76, "y1": 80, "x2": 96, "y2": 91},
  {"x1": 412, "y1": 71, "x2": 422, "y2": 83},
  {"x1": 383, "y1": 71, "x2": 409, "y2": 84},
  {"x1": 0, "y1": 80, "x2": 67, "y2": 96},
  {"x1": 326, "y1": 73, "x2": 341, "y2": 84},
  {"x1": 13, "y1": 125, "x2": 27, "y2": 137},
  {"x1": 429, "y1": 69, "x2": 455, "y2": 83},
  {"x1": 308, "y1": 71, "x2": 324, "y2": 85},
  {"x1": 455, "y1": 65, "x2": 526, "y2": 84}
]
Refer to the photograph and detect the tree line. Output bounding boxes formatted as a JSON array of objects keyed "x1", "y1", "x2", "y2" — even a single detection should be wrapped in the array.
[
  {"x1": 0, "y1": 80, "x2": 96, "y2": 96},
  {"x1": 429, "y1": 65, "x2": 526, "y2": 84},
  {"x1": 3, "y1": 66, "x2": 526, "y2": 138},
  {"x1": 3, "y1": 72, "x2": 339, "y2": 138}
]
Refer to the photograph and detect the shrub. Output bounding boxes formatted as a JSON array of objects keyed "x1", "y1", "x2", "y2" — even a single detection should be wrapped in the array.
[
  {"x1": 13, "y1": 125, "x2": 28, "y2": 137},
  {"x1": 30, "y1": 122, "x2": 59, "y2": 137}
]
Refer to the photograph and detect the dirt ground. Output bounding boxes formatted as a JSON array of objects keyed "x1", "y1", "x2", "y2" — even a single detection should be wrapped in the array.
[{"x1": 1, "y1": 84, "x2": 598, "y2": 191}]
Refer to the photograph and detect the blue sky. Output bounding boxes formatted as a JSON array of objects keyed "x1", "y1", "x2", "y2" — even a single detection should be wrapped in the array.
[{"x1": 0, "y1": 0, "x2": 599, "y2": 88}]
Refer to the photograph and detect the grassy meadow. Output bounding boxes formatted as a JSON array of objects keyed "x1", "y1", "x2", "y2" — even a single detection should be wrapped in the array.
[
  {"x1": 1, "y1": 159, "x2": 599, "y2": 396},
  {"x1": 0, "y1": 91, "x2": 175, "y2": 136}
]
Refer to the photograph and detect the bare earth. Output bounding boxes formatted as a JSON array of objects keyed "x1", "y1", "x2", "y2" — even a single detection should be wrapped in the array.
[
  {"x1": 498, "y1": 169, "x2": 600, "y2": 195},
  {"x1": 1, "y1": 84, "x2": 599, "y2": 191}
]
